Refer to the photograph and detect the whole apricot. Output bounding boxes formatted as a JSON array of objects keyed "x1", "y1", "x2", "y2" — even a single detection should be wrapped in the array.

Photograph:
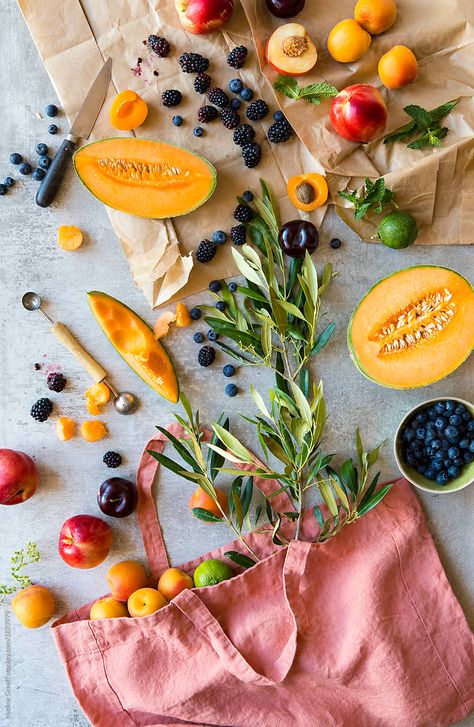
[
  {"x1": 378, "y1": 45, "x2": 418, "y2": 89},
  {"x1": 354, "y1": 0, "x2": 397, "y2": 35},
  {"x1": 90, "y1": 596, "x2": 129, "y2": 620},
  {"x1": 327, "y1": 19, "x2": 371, "y2": 63},
  {"x1": 128, "y1": 587, "x2": 168, "y2": 618},
  {"x1": 106, "y1": 560, "x2": 148, "y2": 602},
  {"x1": 12, "y1": 585, "x2": 55, "y2": 629},
  {"x1": 188, "y1": 486, "x2": 229, "y2": 519},
  {"x1": 158, "y1": 567, "x2": 194, "y2": 601}
]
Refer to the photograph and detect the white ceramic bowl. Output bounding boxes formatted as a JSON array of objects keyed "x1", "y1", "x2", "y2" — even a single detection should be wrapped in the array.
[{"x1": 394, "y1": 397, "x2": 474, "y2": 494}]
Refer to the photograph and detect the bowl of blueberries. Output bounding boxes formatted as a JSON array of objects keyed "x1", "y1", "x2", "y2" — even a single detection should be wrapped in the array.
[{"x1": 395, "y1": 397, "x2": 474, "y2": 493}]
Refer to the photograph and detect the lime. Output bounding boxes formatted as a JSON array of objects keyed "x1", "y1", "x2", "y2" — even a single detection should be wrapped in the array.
[
  {"x1": 193, "y1": 559, "x2": 233, "y2": 587},
  {"x1": 378, "y1": 211, "x2": 418, "y2": 249}
]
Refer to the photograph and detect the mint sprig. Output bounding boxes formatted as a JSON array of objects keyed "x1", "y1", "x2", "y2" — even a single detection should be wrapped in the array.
[
  {"x1": 384, "y1": 100, "x2": 459, "y2": 149},
  {"x1": 274, "y1": 75, "x2": 338, "y2": 105},
  {"x1": 339, "y1": 177, "x2": 394, "y2": 220}
]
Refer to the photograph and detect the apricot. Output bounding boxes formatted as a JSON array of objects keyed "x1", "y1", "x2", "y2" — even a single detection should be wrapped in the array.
[
  {"x1": 12, "y1": 585, "x2": 55, "y2": 629},
  {"x1": 56, "y1": 416, "x2": 76, "y2": 441},
  {"x1": 90, "y1": 596, "x2": 129, "y2": 620},
  {"x1": 128, "y1": 587, "x2": 168, "y2": 618},
  {"x1": 57, "y1": 225, "x2": 83, "y2": 251},
  {"x1": 378, "y1": 45, "x2": 418, "y2": 89},
  {"x1": 158, "y1": 567, "x2": 194, "y2": 601},
  {"x1": 327, "y1": 19, "x2": 371, "y2": 63},
  {"x1": 354, "y1": 0, "x2": 397, "y2": 35},
  {"x1": 175, "y1": 302, "x2": 192, "y2": 328},
  {"x1": 287, "y1": 173, "x2": 328, "y2": 212},
  {"x1": 189, "y1": 486, "x2": 229, "y2": 519},
  {"x1": 110, "y1": 90, "x2": 148, "y2": 131},
  {"x1": 106, "y1": 560, "x2": 148, "y2": 602},
  {"x1": 85, "y1": 382, "x2": 110, "y2": 415},
  {"x1": 80, "y1": 420, "x2": 108, "y2": 442}
]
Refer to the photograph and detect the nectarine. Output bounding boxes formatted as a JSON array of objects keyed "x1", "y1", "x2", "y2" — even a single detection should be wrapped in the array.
[
  {"x1": 354, "y1": 0, "x2": 397, "y2": 35},
  {"x1": 158, "y1": 568, "x2": 194, "y2": 601},
  {"x1": 0, "y1": 449, "x2": 38, "y2": 506},
  {"x1": 189, "y1": 486, "x2": 228, "y2": 519},
  {"x1": 128, "y1": 588, "x2": 168, "y2": 618},
  {"x1": 90, "y1": 596, "x2": 129, "y2": 620},
  {"x1": 266, "y1": 23, "x2": 317, "y2": 76},
  {"x1": 106, "y1": 561, "x2": 148, "y2": 602},
  {"x1": 12, "y1": 585, "x2": 55, "y2": 628},
  {"x1": 330, "y1": 84, "x2": 387, "y2": 143}
]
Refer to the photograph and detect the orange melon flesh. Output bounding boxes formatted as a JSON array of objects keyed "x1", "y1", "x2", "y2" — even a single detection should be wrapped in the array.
[
  {"x1": 74, "y1": 138, "x2": 217, "y2": 219},
  {"x1": 348, "y1": 266, "x2": 474, "y2": 389},
  {"x1": 87, "y1": 292, "x2": 179, "y2": 403}
]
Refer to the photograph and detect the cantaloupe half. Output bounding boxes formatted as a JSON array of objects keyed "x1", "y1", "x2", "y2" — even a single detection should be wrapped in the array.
[
  {"x1": 348, "y1": 266, "x2": 474, "y2": 389},
  {"x1": 74, "y1": 138, "x2": 217, "y2": 219},
  {"x1": 87, "y1": 292, "x2": 179, "y2": 403}
]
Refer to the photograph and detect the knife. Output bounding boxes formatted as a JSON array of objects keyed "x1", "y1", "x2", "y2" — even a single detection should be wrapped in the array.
[{"x1": 36, "y1": 57, "x2": 112, "y2": 208}]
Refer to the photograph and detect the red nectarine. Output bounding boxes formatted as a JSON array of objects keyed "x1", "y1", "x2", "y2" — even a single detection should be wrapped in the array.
[{"x1": 330, "y1": 84, "x2": 387, "y2": 143}]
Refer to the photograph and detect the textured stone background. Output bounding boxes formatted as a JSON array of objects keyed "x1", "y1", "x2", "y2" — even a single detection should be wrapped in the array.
[{"x1": 0, "y1": 0, "x2": 472, "y2": 725}]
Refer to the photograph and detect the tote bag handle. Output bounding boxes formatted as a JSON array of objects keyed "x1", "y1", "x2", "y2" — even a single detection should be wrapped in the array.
[{"x1": 136, "y1": 424, "x2": 295, "y2": 582}]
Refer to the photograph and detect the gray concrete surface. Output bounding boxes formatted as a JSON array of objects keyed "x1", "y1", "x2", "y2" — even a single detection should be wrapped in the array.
[{"x1": 0, "y1": 1, "x2": 472, "y2": 725}]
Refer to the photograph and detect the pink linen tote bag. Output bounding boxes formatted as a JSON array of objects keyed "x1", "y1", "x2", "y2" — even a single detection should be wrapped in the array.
[{"x1": 52, "y1": 425, "x2": 474, "y2": 727}]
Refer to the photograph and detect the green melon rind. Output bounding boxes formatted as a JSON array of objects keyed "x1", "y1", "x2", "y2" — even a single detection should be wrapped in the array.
[
  {"x1": 74, "y1": 138, "x2": 217, "y2": 219},
  {"x1": 347, "y1": 265, "x2": 474, "y2": 390},
  {"x1": 87, "y1": 291, "x2": 179, "y2": 403}
]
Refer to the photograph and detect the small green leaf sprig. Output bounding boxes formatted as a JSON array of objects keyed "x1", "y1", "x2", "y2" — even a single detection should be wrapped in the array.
[
  {"x1": 383, "y1": 100, "x2": 459, "y2": 149},
  {"x1": 339, "y1": 177, "x2": 395, "y2": 220},
  {"x1": 0, "y1": 543, "x2": 40, "y2": 603},
  {"x1": 273, "y1": 75, "x2": 339, "y2": 105}
]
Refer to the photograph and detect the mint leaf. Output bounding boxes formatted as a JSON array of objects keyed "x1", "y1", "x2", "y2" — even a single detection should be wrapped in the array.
[
  {"x1": 339, "y1": 177, "x2": 395, "y2": 220},
  {"x1": 429, "y1": 100, "x2": 459, "y2": 123},
  {"x1": 273, "y1": 75, "x2": 338, "y2": 105},
  {"x1": 404, "y1": 105, "x2": 433, "y2": 130},
  {"x1": 273, "y1": 75, "x2": 299, "y2": 100},
  {"x1": 383, "y1": 99, "x2": 458, "y2": 149}
]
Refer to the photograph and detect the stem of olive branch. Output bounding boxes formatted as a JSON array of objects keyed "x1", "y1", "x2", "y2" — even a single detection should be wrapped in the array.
[{"x1": 215, "y1": 497, "x2": 260, "y2": 561}]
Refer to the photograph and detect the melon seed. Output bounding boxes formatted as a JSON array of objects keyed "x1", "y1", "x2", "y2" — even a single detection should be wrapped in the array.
[
  {"x1": 295, "y1": 182, "x2": 316, "y2": 205},
  {"x1": 97, "y1": 157, "x2": 191, "y2": 187}
]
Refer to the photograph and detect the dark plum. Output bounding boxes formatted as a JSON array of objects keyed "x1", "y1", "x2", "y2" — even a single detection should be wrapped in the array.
[
  {"x1": 98, "y1": 477, "x2": 137, "y2": 518},
  {"x1": 278, "y1": 220, "x2": 318, "y2": 258},
  {"x1": 265, "y1": 0, "x2": 305, "y2": 18}
]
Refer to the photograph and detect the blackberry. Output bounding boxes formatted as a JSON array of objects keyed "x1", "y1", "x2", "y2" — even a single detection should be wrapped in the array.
[
  {"x1": 47, "y1": 372, "x2": 66, "y2": 392},
  {"x1": 234, "y1": 204, "x2": 253, "y2": 223},
  {"x1": 212, "y1": 230, "x2": 227, "y2": 245},
  {"x1": 233, "y1": 124, "x2": 255, "y2": 147},
  {"x1": 179, "y1": 52, "x2": 209, "y2": 73},
  {"x1": 194, "y1": 332, "x2": 204, "y2": 343},
  {"x1": 220, "y1": 108, "x2": 240, "y2": 129},
  {"x1": 207, "y1": 87, "x2": 229, "y2": 109},
  {"x1": 45, "y1": 104, "x2": 58, "y2": 117},
  {"x1": 148, "y1": 35, "x2": 170, "y2": 57},
  {"x1": 162, "y1": 89, "x2": 182, "y2": 107},
  {"x1": 242, "y1": 142, "x2": 261, "y2": 168},
  {"x1": 209, "y1": 280, "x2": 222, "y2": 293},
  {"x1": 32, "y1": 168, "x2": 45, "y2": 181},
  {"x1": 35, "y1": 143, "x2": 48, "y2": 156},
  {"x1": 230, "y1": 224, "x2": 246, "y2": 246},
  {"x1": 30, "y1": 398, "x2": 53, "y2": 422},
  {"x1": 198, "y1": 345, "x2": 216, "y2": 367},
  {"x1": 197, "y1": 105, "x2": 218, "y2": 123},
  {"x1": 230, "y1": 98, "x2": 242, "y2": 110},
  {"x1": 195, "y1": 239, "x2": 217, "y2": 263},
  {"x1": 229, "y1": 78, "x2": 243, "y2": 94},
  {"x1": 227, "y1": 46, "x2": 248, "y2": 69},
  {"x1": 194, "y1": 73, "x2": 211, "y2": 94},
  {"x1": 243, "y1": 190, "x2": 254, "y2": 202},
  {"x1": 190, "y1": 307, "x2": 202, "y2": 320},
  {"x1": 103, "y1": 451, "x2": 122, "y2": 468},
  {"x1": 246, "y1": 100, "x2": 269, "y2": 121},
  {"x1": 268, "y1": 120, "x2": 293, "y2": 144}
]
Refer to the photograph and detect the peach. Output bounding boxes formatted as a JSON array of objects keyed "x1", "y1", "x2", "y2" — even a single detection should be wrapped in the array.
[
  {"x1": 354, "y1": 0, "x2": 397, "y2": 35},
  {"x1": 378, "y1": 45, "x2": 418, "y2": 89},
  {"x1": 174, "y1": 0, "x2": 234, "y2": 34},
  {"x1": 266, "y1": 23, "x2": 317, "y2": 76},
  {"x1": 0, "y1": 449, "x2": 38, "y2": 506},
  {"x1": 327, "y1": 19, "x2": 371, "y2": 63},
  {"x1": 12, "y1": 585, "x2": 55, "y2": 629},
  {"x1": 189, "y1": 486, "x2": 229, "y2": 519},
  {"x1": 330, "y1": 84, "x2": 387, "y2": 143},
  {"x1": 158, "y1": 568, "x2": 194, "y2": 601},
  {"x1": 90, "y1": 596, "x2": 129, "y2": 620},
  {"x1": 106, "y1": 561, "x2": 148, "y2": 602},
  {"x1": 127, "y1": 588, "x2": 168, "y2": 618}
]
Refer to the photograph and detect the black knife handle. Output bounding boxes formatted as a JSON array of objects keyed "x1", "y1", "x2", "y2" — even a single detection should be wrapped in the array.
[{"x1": 36, "y1": 137, "x2": 77, "y2": 208}]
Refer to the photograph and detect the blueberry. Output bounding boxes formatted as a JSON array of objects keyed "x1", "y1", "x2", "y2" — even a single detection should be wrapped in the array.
[
  {"x1": 447, "y1": 447, "x2": 459, "y2": 460},
  {"x1": 406, "y1": 453, "x2": 416, "y2": 466},
  {"x1": 207, "y1": 330, "x2": 219, "y2": 341},
  {"x1": 35, "y1": 143, "x2": 48, "y2": 156},
  {"x1": 425, "y1": 430, "x2": 436, "y2": 443},
  {"x1": 216, "y1": 301, "x2": 226, "y2": 312},
  {"x1": 229, "y1": 78, "x2": 243, "y2": 94},
  {"x1": 3, "y1": 177, "x2": 14, "y2": 188},
  {"x1": 45, "y1": 104, "x2": 58, "y2": 117},
  {"x1": 424, "y1": 469, "x2": 435, "y2": 480},
  {"x1": 0, "y1": 184, "x2": 7, "y2": 196},
  {"x1": 436, "y1": 472, "x2": 449, "y2": 486},
  {"x1": 225, "y1": 383, "x2": 238, "y2": 397},
  {"x1": 330, "y1": 238, "x2": 342, "y2": 249},
  {"x1": 415, "y1": 427, "x2": 425, "y2": 440},
  {"x1": 463, "y1": 452, "x2": 474, "y2": 464},
  {"x1": 433, "y1": 402, "x2": 445, "y2": 415},
  {"x1": 431, "y1": 460, "x2": 443, "y2": 472},
  {"x1": 209, "y1": 280, "x2": 222, "y2": 293},
  {"x1": 212, "y1": 230, "x2": 227, "y2": 245},
  {"x1": 193, "y1": 126, "x2": 204, "y2": 137},
  {"x1": 462, "y1": 410, "x2": 471, "y2": 422},
  {"x1": 433, "y1": 450, "x2": 444, "y2": 460},
  {"x1": 415, "y1": 464, "x2": 426, "y2": 475},
  {"x1": 39, "y1": 155, "x2": 51, "y2": 169},
  {"x1": 19, "y1": 162, "x2": 32, "y2": 175},
  {"x1": 434, "y1": 416, "x2": 446, "y2": 430},
  {"x1": 426, "y1": 407, "x2": 438, "y2": 420},
  {"x1": 9, "y1": 152, "x2": 22, "y2": 165},
  {"x1": 459, "y1": 438, "x2": 470, "y2": 450},
  {"x1": 415, "y1": 412, "x2": 428, "y2": 424},
  {"x1": 439, "y1": 438, "x2": 449, "y2": 450},
  {"x1": 172, "y1": 115, "x2": 183, "y2": 126},
  {"x1": 454, "y1": 403, "x2": 466, "y2": 415},
  {"x1": 470, "y1": 441, "x2": 474, "y2": 453},
  {"x1": 443, "y1": 458, "x2": 452, "y2": 468},
  {"x1": 240, "y1": 87, "x2": 254, "y2": 101},
  {"x1": 189, "y1": 307, "x2": 202, "y2": 320},
  {"x1": 444, "y1": 400, "x2": 456, "y2": 413},
  {"x1": 447, "y1": 466, "x2": 460, "y2": 479},
  {"x1": 193, "y1": 332, "x2": 204, "y2": 343},
  {"x1": 431, "y1": 438, "x2": 441, "y2": 450},
  {"x1": 273, "y1": 110, "x2": 285, "y2": 122},
  {"x1": 243, "y1": 190, "x2": 254, "y2": 202},
  {"x1": 48, "y1": 124, "x2": 58, "y2": 135},
  {"x1": 448, "y1": 414, "x2": 462, "y2": 426},
  {"x1": 223, "y1": 364, "x2": 235, "y2": 377},
  {"x1": 228, "y1": 282, "x2": 238, "y2": 293},
  {"x1": 32, "y1": 168, "x2": 46, "y2": 181},
  {"x1": 403, "y1": 428, "x2": 415, "y2": 442},
  {"x1": 230, "y1": 98, "x2": 242, "y2": 110},
  {"x1": 466, "y1": 420, "x2": 474, "y2": 432},
  {"x1": 445, "y1": 426, "x2": 460, "y2": 442}
]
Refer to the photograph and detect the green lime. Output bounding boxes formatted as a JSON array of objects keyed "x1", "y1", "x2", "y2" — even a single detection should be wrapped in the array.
[
  {"x1": 193, "y1": 559, "x2": 233, "y2": 587},
  {"x1": 378, "y1": 211, "x2": 418, "y2": 249}
]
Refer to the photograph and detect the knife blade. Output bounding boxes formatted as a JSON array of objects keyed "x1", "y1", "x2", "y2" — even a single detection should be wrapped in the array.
[{"x1": 36, "y1": 57, "x2": 112, "y2": 208}]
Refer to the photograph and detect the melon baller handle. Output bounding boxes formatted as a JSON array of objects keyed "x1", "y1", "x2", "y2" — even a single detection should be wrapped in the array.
[{"x1": 50, "y1": 321, "x2": 107, "y2": 383}]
